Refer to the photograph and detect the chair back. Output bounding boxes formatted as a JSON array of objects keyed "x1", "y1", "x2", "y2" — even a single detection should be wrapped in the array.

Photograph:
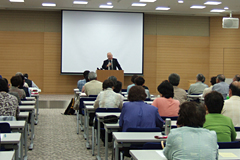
[
  {"x1": 121, "y1": 89, "x2": 127, "y2": 92},
  {"x1": 235, "y1": 127, "x2": 240, "y2": 131},
  {"x1": 218, "y1": 141, "x2": 240, "y2": 149},
  {"x1": 161, "y1": 116, "x2": 178, "y2": 121},
  {"x1": 142, "y1": 142, "x2": 164, "y2": 150},
  {"x1": 0, "y1": 123, "x2": 11, "y2": 133},
  {"x1": 126, "y1": 127, "x2": 161, "y2": 132},
  {"x1": 95, "y1": 108, "x2": 121, "y2": 113},
  {"x1": 89, "y1": 95, "x2": 98, "y2": 97},
  {"x1": 79, "y1": 97, "x2": 96, "y2": 109}
]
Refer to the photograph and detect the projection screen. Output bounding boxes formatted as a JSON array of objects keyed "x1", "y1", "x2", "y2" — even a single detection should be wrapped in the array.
[{"x1": 61, "y1": 10, "x2": 144, "y2": 75}]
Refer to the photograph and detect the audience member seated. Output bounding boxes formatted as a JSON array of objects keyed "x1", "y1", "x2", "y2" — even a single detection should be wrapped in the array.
[
  {"x1": 203, "y1": 91, "x2": 236, "y2": 142},
  {"x1": 202, "y1": 75, "x2": 208, "y2": 87},
  {"x1": 113, "y1": 81, "x2": 122, "y2": 94},
  {"x1": 163, "y1": 102, "x2": 218, "y2": 160},
  {"x1": 135, "y1": 77, "x2": 151, "y2": 99},
  {"x1": 23, "y1": 73, "x2": 39, "y2": 88},
  {"x1": 126, "y1": 74, "x2": 138, "y2": 94},
  {"x1": 233, "y1": 74, "x2": 240, "y2": 82},
  {"x1": 108, "y1": 76, "x2": 117, "y2": 86},
  {"x1": 168, "y1": 73, "x2": 187, "y2": 104},
  {"x1": 77, "y1": 70, "x2": 89, "y2": 92},
  {"x1": 94, "y1": 79, "x2": 124, "y2": 109},
  {"x1": 188, "y1": 73, "x2": 207, "y2": 95},
  {"x1": 0, "y1": 79, "x2": 19, "y2": 119},
  {"x1": 119, "y1": 86, "x2": 164, "y2": 132},
  {"x1": 18, "y1": 75, "x2": 30, "y2": 97},
  {"x1": 212, "y1": 74, "x2": 229, "y2": 99},
  {"x1": 222, "y1": 81, "x2": 240, "y2": 127},
  {"x1": 3, "y1": 78, "x2": 20, "y2": 103},
  {"x1": 82, "y1": 71, "x2": 102, "y2": 96},
  {"x1": 15, "y1": 72, "x2": 29, "y2": 88},
  {"x1": 9, "y1": 76, "x2": 26, "y2": 99},
  {"x1": 152, "y1": 80, "x2": 180, "y2": 117},
  {"x1": 202, "y1": 76, "x2": 217, "y2": 97}
]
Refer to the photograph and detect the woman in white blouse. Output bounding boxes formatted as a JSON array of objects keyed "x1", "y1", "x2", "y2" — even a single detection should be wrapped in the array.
[{"x1": 94, "y1": 79, "x2": 124, "y2": 109}]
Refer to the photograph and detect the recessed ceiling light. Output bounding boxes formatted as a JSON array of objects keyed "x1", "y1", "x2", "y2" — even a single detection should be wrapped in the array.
[
  {"x1": 190, "y1": 5, "x2": 206, "y2": 9},
  {"x1": 139, "y1": 0, "x2": 156, "y2": 2},
  {"x1": 204, "y1": 1, "x2": 222, "y2": 5},
  {"x1": 132, "y1": 3, "x2": 146, "y2": 6},
  {"x1": 99, "y1": 5, "x2": 113, "y2": 8},
  {"x1": 73, "y1": 1, "x2": 88, "y2": 4},
  {"x1": 9, "y1": 0, "x2": 24, "y2": 2},
  {"x1": 42, "y1": 3, "x2": 56, "y2": 7},
  {"x1": 178, "y1": 0, "x2": 184, "y2": 3},
  {"x1": 224, "y1": 7, "x2": 229, "y2": 10},
  {"x1": 210, "y1": 9, "x2": 225, "y2": 12},
  {"x1": 156, "y1": 6, "x2": 170, "y2": 10},
  {"x1": 107, "y1": 2, "x2": 112, "y2": 5}
]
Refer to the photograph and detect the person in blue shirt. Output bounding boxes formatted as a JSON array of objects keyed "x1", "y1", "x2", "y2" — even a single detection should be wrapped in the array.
[
  {"x1": 77, "y1": 70, "x2": 89, "y2": 92},
  {"x1": 119, "y1": 86, "x2": 164, "y2": 132}
]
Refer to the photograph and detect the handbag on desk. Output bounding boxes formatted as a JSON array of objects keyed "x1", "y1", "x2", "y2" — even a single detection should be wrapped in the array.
[{"x1": 103, "y1": 115, "x2": 118, "y2": 124}]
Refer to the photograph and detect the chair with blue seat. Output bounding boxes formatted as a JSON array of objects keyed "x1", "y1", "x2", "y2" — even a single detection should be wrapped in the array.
[
  {"x1": 218, "y1": 141, "x2": 240, "y2": 149},
  {"x1": 89, "y1": 95, "x2": 97, "y2": 97},
  {"x1": 0, "y1": 122, "x2": 11, "y2": 151},
  {"x1": 235, "y1": 127, "x2": 240, "y2": 131},
  {"x1": 142, "y1": 142, "x2": 165, "y2": 150},
  {"x1": 121, "y1": 89, "x2": 127, "y2": 92}
]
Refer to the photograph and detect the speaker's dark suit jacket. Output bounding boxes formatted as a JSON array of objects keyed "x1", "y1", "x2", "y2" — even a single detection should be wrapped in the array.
[{"x1": 102, "y1": 58, "x2": 122, "y2": 70}]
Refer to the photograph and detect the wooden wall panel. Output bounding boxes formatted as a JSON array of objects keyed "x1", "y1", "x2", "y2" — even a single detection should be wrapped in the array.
[
  {"x1": 210, "y1": 16, "x2": 240, "y2": 79},
  {"x1": 157, "y1": 35, "x2": 210, "y2": 90},
  {"x1": 0, "y1": 31, "x2": 44, "y2": 90}
]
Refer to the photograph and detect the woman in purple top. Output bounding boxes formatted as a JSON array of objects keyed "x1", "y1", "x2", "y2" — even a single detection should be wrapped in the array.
[{"x1": 119, "y1": 86, "x2": 164, "y2": 132}]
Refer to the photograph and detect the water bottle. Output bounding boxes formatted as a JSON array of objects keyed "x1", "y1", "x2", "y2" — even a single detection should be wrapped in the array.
[{"x1": 165, "y1": 118, "x2": 171, "y2": 135}]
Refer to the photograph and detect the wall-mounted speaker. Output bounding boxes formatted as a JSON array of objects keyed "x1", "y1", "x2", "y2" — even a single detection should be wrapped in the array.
[{"x1": 222, "y1": 17, "x2": 239, "y2": 29}]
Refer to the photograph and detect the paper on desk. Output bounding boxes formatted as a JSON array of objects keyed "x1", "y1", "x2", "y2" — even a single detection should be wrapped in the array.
[
  {"x1": 156, "y1": 151, "x2": 167, "y2": 160},
  {"x1": 219, "y1": 152, "x2": 237, "y2": 157}
]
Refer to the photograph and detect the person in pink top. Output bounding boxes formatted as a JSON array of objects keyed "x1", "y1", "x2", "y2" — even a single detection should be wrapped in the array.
[{"x1": 152, "y1": 80, "x2": 180, "y2": 117}]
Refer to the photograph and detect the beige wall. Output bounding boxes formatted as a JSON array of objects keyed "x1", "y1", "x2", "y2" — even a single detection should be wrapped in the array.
[{"x1": 0, "y1": 10, "x2": 238, "y2": 94}]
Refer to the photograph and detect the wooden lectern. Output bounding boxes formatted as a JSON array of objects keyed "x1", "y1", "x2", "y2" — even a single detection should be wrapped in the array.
[{"x1": 96, "y1": 70, "x2": 124, "y2": 87}]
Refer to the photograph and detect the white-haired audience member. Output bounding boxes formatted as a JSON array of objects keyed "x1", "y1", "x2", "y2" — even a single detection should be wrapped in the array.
[
  {"x1": 82, "y1": 71, "x2": 102, "y2": 96},
  {"x1": 188, "y1": 73, "x2": 207, "y2": 95},
  {"x1": 222, "y1": 81, "x2": 240, "y2": 127},
  {"x1": 212, "y1": 74, "x2": 229, "y2": 99}
]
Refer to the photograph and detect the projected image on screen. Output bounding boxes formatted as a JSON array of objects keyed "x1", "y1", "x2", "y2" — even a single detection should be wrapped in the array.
[{"x1": 61, "y1": 11, "x2": 144, "y2": 74}]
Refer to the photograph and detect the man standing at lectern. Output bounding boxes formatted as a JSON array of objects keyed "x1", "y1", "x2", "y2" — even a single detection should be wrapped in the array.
[{"x1": 102, "y1": 52, "x2": 122, "y2": 70}]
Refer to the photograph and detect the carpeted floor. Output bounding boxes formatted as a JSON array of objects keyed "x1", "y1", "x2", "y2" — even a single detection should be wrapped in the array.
[{"x1": 27, "y1": 109, "x2": 131, "y2": 160}]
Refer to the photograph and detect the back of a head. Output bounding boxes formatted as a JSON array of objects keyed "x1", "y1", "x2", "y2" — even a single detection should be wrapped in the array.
[
  {"x1": 83, "y1": 70, "x2": 90, "y2": 81},
  {"x1": 15, "y1": 72, "x2": 23, "y2": 76},
  {"x1": 157, "y1": 80, "x2": 174, "y2": 98},
  {"x1": 18, "y1": 75, "x2": 25, "y2": 88},
  {"x1": 210, "y1": 76, "x2": 217, "y2": 86},
  {"x1": 131, "y1": 75, "x2": 138, "y2": 83},
  {"x1": 88, "y1": 72, "x2": 97, "y2": 81},
  {"x1": 217, "y1": 74, "x2": 225, "y2": 82},
  {"x1": 11, "y1": 76, "x2": 21, "y2": 87},
  {"x1": 202, "y1": 75, "x2": 206, "y2": 83},
  {"x1": 128, "y1": 86, "x2": 147, "y2": 102},
  {"x1": 3, "y1": 78, "x2": 8, "y2": 85},
  {"x1": 0, "y1": 78, "x2": 9, "y2": 92},
  {"x1": 196, "y1": 74, "x2": 204, "y2": 82},
  {"x1": 102, "y1": 79, "x2": 114, "y2": 90},
  {"x1": 135, "y1": 77, "x2": 145, "y2": 86},
  {"x1": 108, "y1": 76, "x2": 117, "y2": 85},
  {"x1": 23, "y1": 73, "x2": 28, "y2": 79},
  {"x1": 204, "y1": 91, "x2": 224, "y2": 113},
  {"x1": 230, "y1": 82, "x2": 240, "y2": 97},
  {"x1": 177, "y1": 102, "x2": 206, "y2": 127},
  {"x1": 234, "y1": 74, "x2": 240, "y2": 81},
  {"x1": 168, "y1": 73, "x2": 180, "y2": 86},
  {"x1": 113, "y1": 81, "x2": 122, "y2": 93}
]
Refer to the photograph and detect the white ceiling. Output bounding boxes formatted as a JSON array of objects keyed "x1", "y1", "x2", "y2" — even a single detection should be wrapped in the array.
[{"x1": 1, "y1": 0, "x2": 240, "y2": 16}]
